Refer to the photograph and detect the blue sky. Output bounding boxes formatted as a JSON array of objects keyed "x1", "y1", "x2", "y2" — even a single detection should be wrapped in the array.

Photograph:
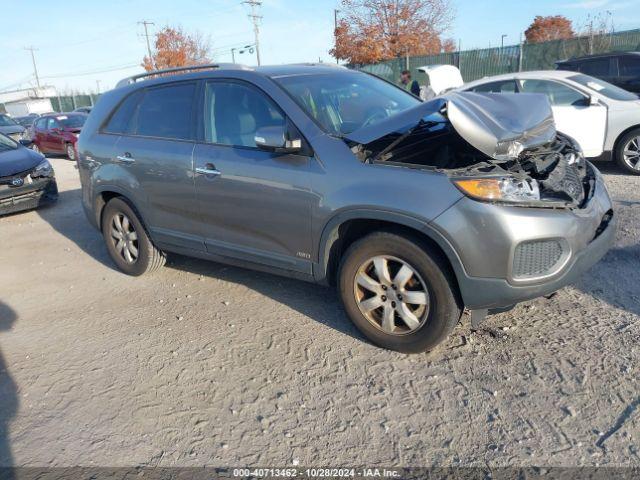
[{"x1": 1, "y1": 0, "x2": 638, "y2": 93}]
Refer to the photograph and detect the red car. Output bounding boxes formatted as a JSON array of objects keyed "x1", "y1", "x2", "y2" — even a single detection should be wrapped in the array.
[{"x1": 31, "y1": 113, "x2": 87, "y2": 161}]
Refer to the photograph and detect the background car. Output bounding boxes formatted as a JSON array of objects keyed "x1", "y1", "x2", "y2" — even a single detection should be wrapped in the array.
[
  {"x1": 556, "y1": 52, "x2": 640, "y2": 95},
  {"x1": 0, "y1": 133, "x2": 58, "y2": 216},
  {"x1": 31, "y1": 113, "x2": 87, "y2": 161},
  {"x1": 461, "y1": 70, "x2": 640, "y2": 174},
  {"x1": 0, "y1": 114, "x2": 26, "y2": 142}
]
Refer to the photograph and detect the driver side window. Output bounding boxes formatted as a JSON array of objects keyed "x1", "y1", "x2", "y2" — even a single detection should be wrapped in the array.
[
  {"x1": 204, "y1": 81, "x2": 285, "y2": 148},
  {"x1": 46, "y1": 118, "x2": 59, "y2": 130},
  {"x1": 520, "y1": 79, "x2": 587, "y2": 106}
]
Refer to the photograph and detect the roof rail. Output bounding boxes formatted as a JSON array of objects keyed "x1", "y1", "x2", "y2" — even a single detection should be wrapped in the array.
[{"x1": 116, "y1": 63, "x2": 251, "y2": 88}]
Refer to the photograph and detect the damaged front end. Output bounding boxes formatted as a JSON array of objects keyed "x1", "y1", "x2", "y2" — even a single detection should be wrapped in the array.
[{"x1": 347, "y1": 92, "x2": 594, "y2": 209}]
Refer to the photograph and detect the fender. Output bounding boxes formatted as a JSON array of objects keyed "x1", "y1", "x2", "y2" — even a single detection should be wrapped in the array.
[{"x1": 313, "y1": 207, "x2": 468, "y2": 288}]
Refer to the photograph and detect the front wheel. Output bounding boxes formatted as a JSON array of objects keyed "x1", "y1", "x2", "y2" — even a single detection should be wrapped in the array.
[
  {"x1": 338, "y1": 231, "x2": 461, "y2": 353},
  {"x1": 101, "y1": 198, "x2": 165, "y2": 276},
  {"x1": 614, "y1": 128, "x2": 640, "y2": 175},
  {"x1": 66, "y1": 143, "x2": 76, "y2": 161}
]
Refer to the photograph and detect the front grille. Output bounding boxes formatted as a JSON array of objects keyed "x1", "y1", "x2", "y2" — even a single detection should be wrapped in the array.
[{"x1": 513, "y1": 239, "x2": 565, "y2": 279}]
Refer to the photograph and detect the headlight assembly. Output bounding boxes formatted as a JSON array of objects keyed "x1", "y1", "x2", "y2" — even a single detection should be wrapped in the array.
[
  {"x1": 31, "y1": 159, "x2": 54, "y2": 178},
  {"x1": 453, "y1": 176, "x2": 540, "y2": 204}
]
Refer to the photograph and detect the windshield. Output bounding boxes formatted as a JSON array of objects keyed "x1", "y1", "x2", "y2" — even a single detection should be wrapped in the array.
[
  {"x1": 569, "y1": 73, "x2": 638, "y2": 101},
  {"x1": 0, "y1": 133, "x2": 18, "y2": 152},
  {"x1": 0, "y1": 115, "x2": 19, "y2": 127},
  {"x1": 274, "y1": 72, "x2": 421, "y2": 135},
  {"x1": 56, "y1": 114, "x2": 86, "y2": 129}
]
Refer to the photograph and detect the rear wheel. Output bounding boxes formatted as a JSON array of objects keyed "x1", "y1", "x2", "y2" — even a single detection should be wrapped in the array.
[
  {"x1": 338, "y1": 231, "x2": 461, "y2": 353},
  {"x1": 101, "y1": 198, "x2": 165, "y2": 276},
  {"x1": 615, "y1": 128, "x2": 640, "y2": 175}
]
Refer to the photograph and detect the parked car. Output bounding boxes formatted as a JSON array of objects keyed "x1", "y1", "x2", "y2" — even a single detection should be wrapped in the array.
[
  {"x1": 74, "y1": 106, "x2": 92, "y2": 114},
  {"x1": 31, "y1": 113, "x2": 87, "y2": 160},
  {"x1": 77, "y1": 64, "x2": 614, "y2": 353},
  {"x1": 0, "y1": 133, "x2": 58, "y2": 216},
  {"x1": 0, "y1": 114, "x2": 26, "y2": 142},
  {"x1": 556, "y1": 52, "x2": 640, "y2": 95},
  {"x1": 460, "y1": 71, "x2": 640, "y2": 174}
]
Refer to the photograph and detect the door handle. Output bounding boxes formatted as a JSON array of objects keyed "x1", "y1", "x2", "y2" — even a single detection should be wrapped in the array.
[
  {"x1": 115, "y1": 152, "x2": 135, "y2": 164},
  {"x1": 195, "y1": 163, "x2": 221, "y2": 176}
]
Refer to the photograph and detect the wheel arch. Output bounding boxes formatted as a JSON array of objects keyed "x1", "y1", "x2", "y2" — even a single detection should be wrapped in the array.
[
  {"x1": 93, "y1": 186, "x2": 140, "y2": 232},
  {"x1": 316, "y1": 209, "x2": 466, "y2": 299},
  {"x1": 613, "y1": 123, "x2": 640, "y2": 157}
]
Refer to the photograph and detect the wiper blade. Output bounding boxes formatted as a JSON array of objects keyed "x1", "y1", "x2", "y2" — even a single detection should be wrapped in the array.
[{"x1": 367, "y1": 119, "x2": 428, "y2": 164}]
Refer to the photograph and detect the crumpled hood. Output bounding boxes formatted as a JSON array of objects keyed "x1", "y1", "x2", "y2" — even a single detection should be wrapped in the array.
[
  {"x1": 345, "y1": 91, "x2": 556, "y2": 160},
  {"x1": 0, "y1": 145, "x2": 44, "y2": 177}
]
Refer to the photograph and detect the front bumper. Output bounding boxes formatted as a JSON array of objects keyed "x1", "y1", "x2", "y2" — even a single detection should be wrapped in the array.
[
  {"x1": 432, "y1": 166, "x2": 615, "y2": 310},
  {"x1": 0, "y1": 178, "x2": 58, "y2": 216}
]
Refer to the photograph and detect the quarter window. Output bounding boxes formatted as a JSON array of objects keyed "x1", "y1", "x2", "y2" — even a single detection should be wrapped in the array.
[
  {"x1": 579, "y1": 58, "x2": 610, "y2": 77},
  {"x1": 134, "y1": 83, "x2": 196, "y2": 140},
  {"x1": 519, "y1": 79, "x2": 586, "y2": 106},
  {"x1": 620, "y1": 56, "x2": 640, "y2": 76},
  {"x1": 104, "y1": 91, "x2": 143, "y2": 134},
  {"x1": 204, "y1": 81, "x2": 285, "y2": 148}
]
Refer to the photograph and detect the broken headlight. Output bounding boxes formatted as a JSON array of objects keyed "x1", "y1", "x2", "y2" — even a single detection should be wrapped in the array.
[
  {"x1": 453, "y1": 177, "x2": 540, "y2": 203},
  {"x1": 31, "y1": 159, "x2": 54, "y2": 178}
]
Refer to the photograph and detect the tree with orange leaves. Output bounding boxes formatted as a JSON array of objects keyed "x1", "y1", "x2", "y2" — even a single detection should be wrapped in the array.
[
  {"x1": 142, "y1": 26, "x2": 210, "y2": 71},
  {"x1": 331, "y1": 0, "x2": 455, "y2": 65},
  {"x1": 525, "y1": 15, "x2": 575, "y2": 43}
]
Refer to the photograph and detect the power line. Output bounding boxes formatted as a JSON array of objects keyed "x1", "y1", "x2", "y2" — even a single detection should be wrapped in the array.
[
  {"x1": 138, "y1": 20, "x2": 156, "y2": 69},
  {"x1": 40, "y1": 62, "x2": 140, "y2": 79},
  {"x1": 24, "y1": 46, "x2": 41, "y2": 89},
  {"x1": 242, "y1": 0, "x2": 262, "y2": 65}
]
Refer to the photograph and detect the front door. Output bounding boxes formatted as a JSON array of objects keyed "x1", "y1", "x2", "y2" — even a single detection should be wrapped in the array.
[
  {"x1": 193, "y1": 80, "x2": 313, "y2": 274},
  {"x1": 519, "y1": 79, "x2": 607, "y2": 158}
]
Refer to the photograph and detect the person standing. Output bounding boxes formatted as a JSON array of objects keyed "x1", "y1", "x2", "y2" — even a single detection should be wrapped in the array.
[{"x1": 399, "y1": 70, "x2": 420, "y2": 97}]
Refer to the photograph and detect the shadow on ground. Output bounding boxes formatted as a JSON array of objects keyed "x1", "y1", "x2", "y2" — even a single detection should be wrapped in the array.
[
  {"x1": 166, "y1": 253, "x2": 364, "y2": 343},
  {"x1": 574, "y1": 244, "x2": 640, "y2": 318},
  {"x1": 37, "y1": 188, "x2": 114, "y2": 270},
  {"x1": 0, "y1": 301, "x2": 18, "y2": 472},
  {"x1": 35, "y1": 189, "x2": 362, "y2": 342}
]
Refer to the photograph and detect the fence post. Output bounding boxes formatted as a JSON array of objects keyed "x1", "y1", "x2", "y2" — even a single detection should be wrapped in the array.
[{"x1": 518, "y1": 41, "x2": 524, "y2": 72}]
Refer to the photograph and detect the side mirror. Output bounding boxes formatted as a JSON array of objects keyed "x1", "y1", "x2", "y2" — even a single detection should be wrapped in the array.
[
  {"x1": 19, "y1": 139, "x2": 33, "y2": 147},
  {"x1": 254, "y1": 125, "x2": 302, "y2": 154},
  {"x1": 589, "y1": 95, "x2": 600, "y2": 106}
]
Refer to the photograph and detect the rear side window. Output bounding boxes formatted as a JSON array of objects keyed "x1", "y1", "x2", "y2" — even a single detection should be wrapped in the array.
[
  {"x1": 103, "y1": 91, "x2": 143, "y2": 134},
  {"x1": 471, "y1": 80, "x2": 517, "y2": 93},
  {"x1": 135, "y1": 83, "x2": 196, "y2": 140}
]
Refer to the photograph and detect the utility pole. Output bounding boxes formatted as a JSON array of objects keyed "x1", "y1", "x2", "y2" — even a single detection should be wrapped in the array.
[
  {"x1": 243, "y1": 1, "x2": 262, "y2": 65},
  {"x1": 24, "y1": 46, "x2": 41, "y2": 89},
  {"x1": 96, "y1": 80, "x2": 101, "y2": 94},
  {"x1": 231, "y1": 47, "x2": 236, "y2": 63},
  {"x1": 501, "y1": 34, "x2": 507, "y2": 49},
  {"x1": 334, "y1": 9, "x2": 339, "y2": 64},
  {"x1": 138, "y1": 20, "x2": 156, "y2": 69}
]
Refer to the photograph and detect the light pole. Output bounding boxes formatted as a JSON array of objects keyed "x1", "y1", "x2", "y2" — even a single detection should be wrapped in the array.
[
  {"x1": 501, "y1": 34, "x2": 507, "y2": 49},
  {"x1": 334, "y1": 9, "x2": 340, "y2": 64},
  {"x1": 232, "y1": 45, "x2": 255, "y2": 64}
]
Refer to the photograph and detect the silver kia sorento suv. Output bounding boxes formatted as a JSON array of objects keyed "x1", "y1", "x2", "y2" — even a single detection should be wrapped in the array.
[{"x1": 77, "y1": 64, "x2": 615, "y2": 353}]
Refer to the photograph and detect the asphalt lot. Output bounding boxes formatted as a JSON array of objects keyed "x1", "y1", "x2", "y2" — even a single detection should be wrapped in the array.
[{"x1": 0, "y1": 157, "x2": 639, "y2": 467}]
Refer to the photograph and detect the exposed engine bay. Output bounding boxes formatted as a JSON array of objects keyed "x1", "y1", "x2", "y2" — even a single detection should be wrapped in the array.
[{"x1": 347, "y1": 92, "x2": 594, "y2": 208}]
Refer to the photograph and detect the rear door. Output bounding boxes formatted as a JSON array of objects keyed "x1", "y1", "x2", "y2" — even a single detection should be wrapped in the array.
[
  {"x1": 519, "y1": 78, "x2": 606, "y2": 158},
  {"x1": 45, "y1": 117, "x2": 65, "y2": 152},
  {"x1": 192, "y1": 79, "x2": 313, "y2": 274},
  {"x1": 111, "y1": 81, "x2": 202, "y2": 251}
]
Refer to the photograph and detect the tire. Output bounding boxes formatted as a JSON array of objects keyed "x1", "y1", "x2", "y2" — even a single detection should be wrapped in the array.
[
  {"x1": 614, "y1": 128, "x2": 640, "y2": 175},
  {"x1": 101, "y1": 198, "x2": 165, "y2": 276},
  {"x1": 66, "y1": 143, "x2": 76, "y2": 161},
  {"x1": 338, "y1": 231, "x2": 461, "y2": 353}
]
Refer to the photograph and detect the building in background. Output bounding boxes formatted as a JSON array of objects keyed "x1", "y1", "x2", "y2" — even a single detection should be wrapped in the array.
[{"x1": 0, "y1": 86, "x2": 56, "y2": 116}]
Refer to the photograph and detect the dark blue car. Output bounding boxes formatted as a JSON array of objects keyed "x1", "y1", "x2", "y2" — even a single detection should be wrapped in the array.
[{"x1": 0, "y1": 133, "x2": 58, "y2": 215}]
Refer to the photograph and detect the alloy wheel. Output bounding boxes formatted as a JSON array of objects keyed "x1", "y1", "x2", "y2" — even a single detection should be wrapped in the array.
[
  {"x1": 353, "y1": 255, "x2": 430, "y2": 335},
  {"x1": 110, "y1": 213, "x2": 139, "y2": 264},
  {"x1": 66, "y1": 144, "x2": 76, "y2": 161},
  {"x1": 623, "y1": 136, "x2": 640, "y2": 171}
]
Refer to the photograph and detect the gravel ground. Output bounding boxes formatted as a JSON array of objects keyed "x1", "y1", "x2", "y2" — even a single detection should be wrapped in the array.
[{"x1": 0, "y1": 157, "x2": 639, "y2": 468}]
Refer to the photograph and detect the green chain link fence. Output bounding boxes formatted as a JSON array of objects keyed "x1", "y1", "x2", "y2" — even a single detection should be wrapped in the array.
[{"x1": 358, "y1": 28, "x2": 640, "y2": 84}]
